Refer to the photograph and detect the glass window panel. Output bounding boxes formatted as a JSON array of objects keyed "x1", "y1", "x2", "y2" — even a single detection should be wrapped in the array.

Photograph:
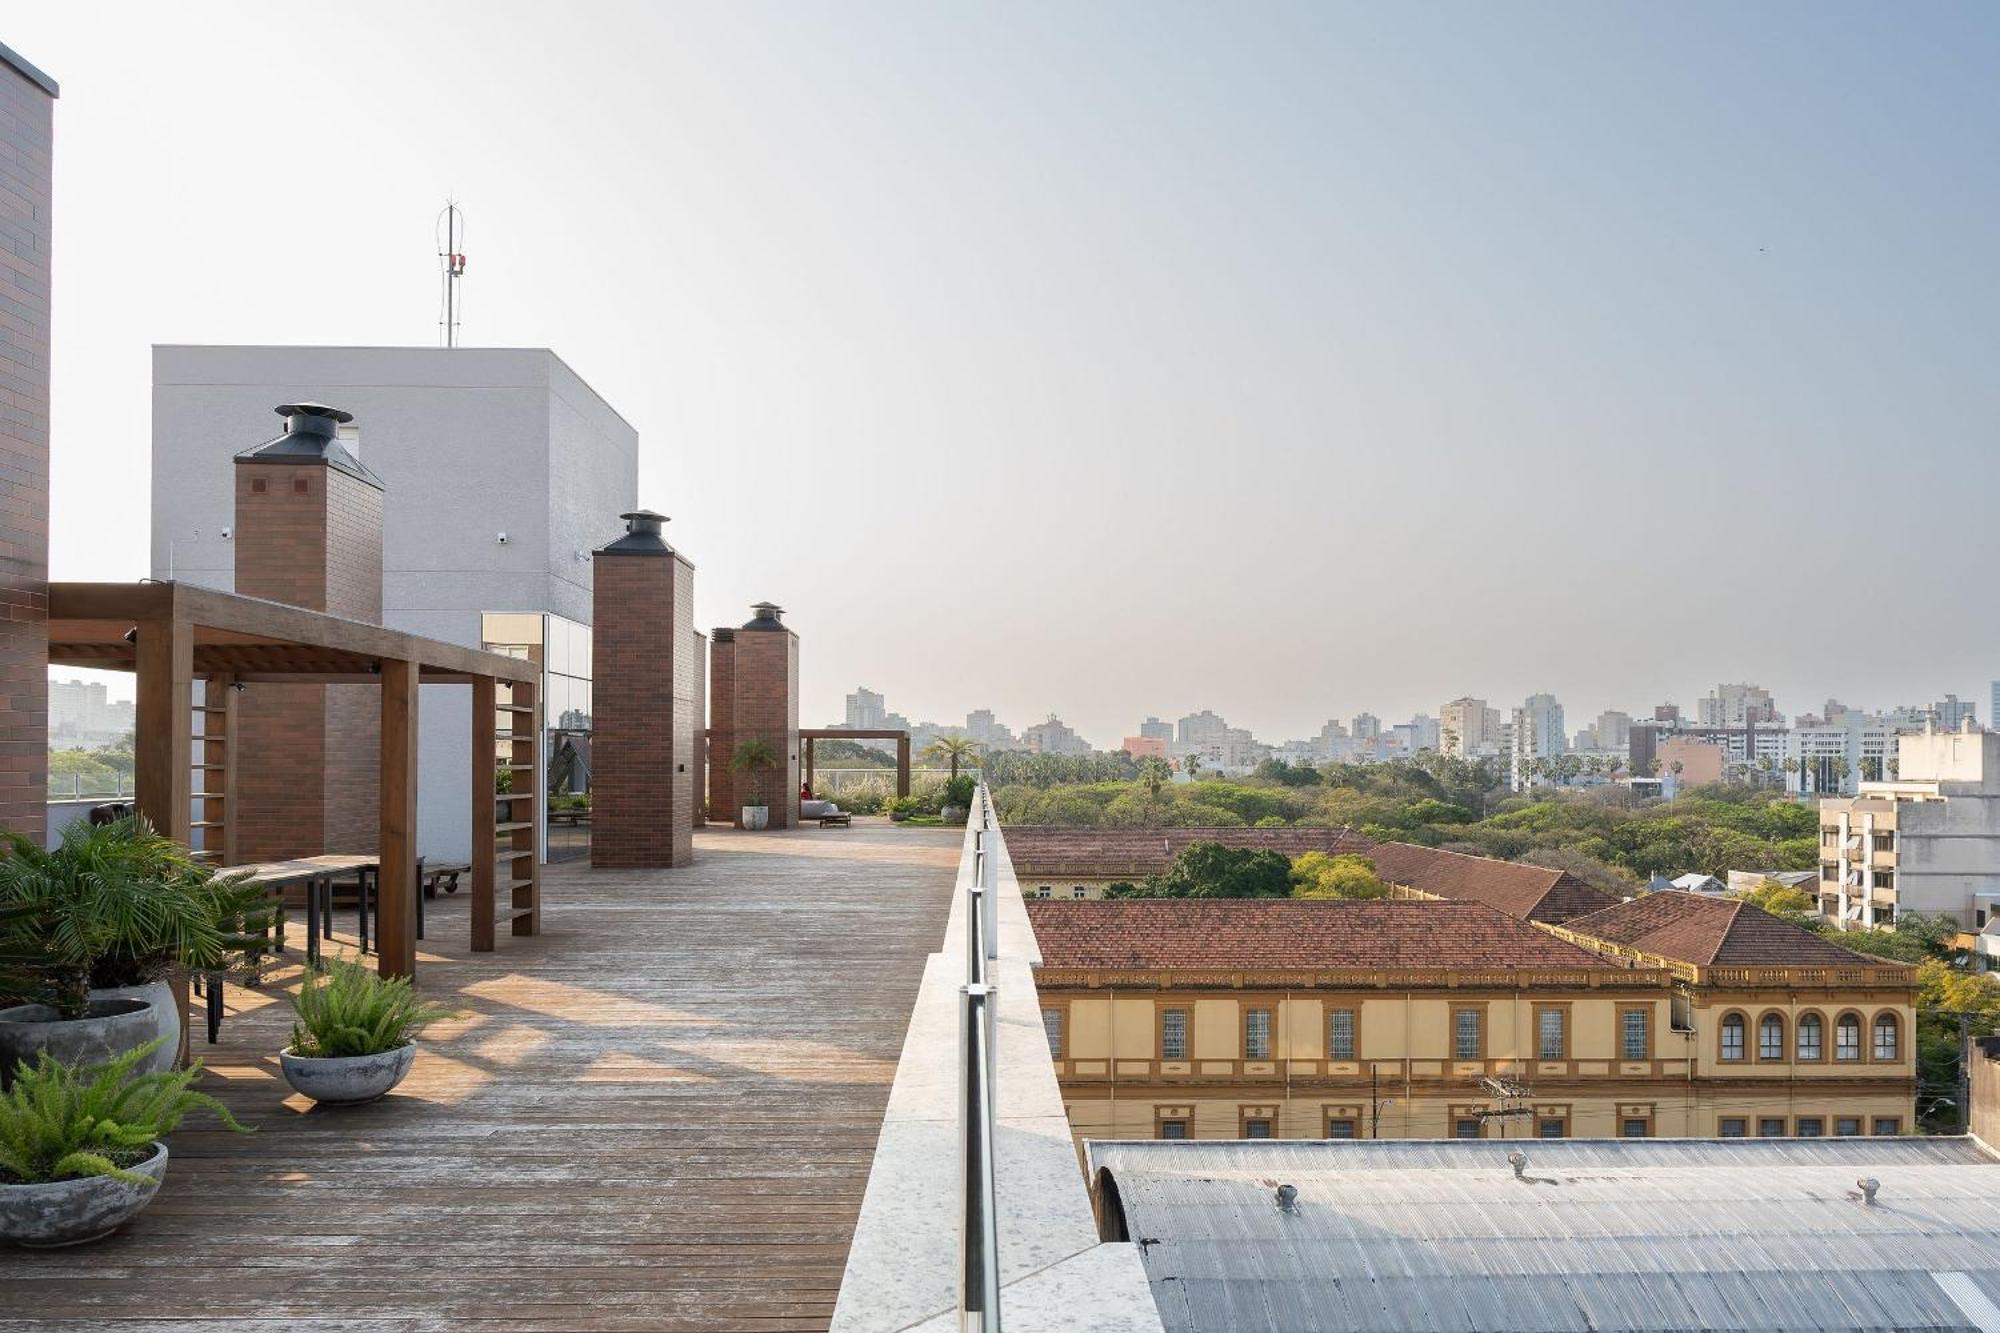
[
  {"x1": 1837, "y1": 1015, "x2": 1861, "y2": 1059},
  {"x1": 1328, "y1": 1009, "x2": 1355, "y2": 1060},
  {"x1": 1454, "y1": 1009, "x2": 1482, "y2": 1060},
  {"x1": 1538, "y1": 1008, "x2": 1565, "y2": 1060},
  {"x1": 1622, "y1": 1009, "x2": 1648, "y2": 1060},
  {"x1": 1244, "y1": 1009, "x2": 1271, "y2": 1060},
  {"x1": 1797, "y1": 1015, "x2": 1822, "y2": 1061},
  {"x1": 1161, "y1": 1009, "x2": 1188, "y2": 1061},
  {"x1": 1041, "y1": 1009, "x2": 1062, "y2": 1059}
]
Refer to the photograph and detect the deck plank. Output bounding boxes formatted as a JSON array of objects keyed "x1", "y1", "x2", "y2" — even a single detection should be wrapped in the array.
[{"x1": 0, "y1": 823, "x2": 958, "y2": 1333}]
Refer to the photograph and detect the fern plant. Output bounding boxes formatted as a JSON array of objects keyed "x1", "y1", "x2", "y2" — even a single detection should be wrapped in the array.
[
  {"x1": 288, "y1": 959, "x2": 458, "y2": 1059},
  {"x1": 0, "y1": 818, "x2": 276, "y2": 1018},
  {"x1": 0, "y1": 1037, "x2": 250, "y2": 1186}
]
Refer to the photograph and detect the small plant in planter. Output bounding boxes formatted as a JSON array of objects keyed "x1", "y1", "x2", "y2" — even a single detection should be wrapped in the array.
[
  {"x1": 281, "y1": 960, "x2": 458, "y2": 1107},
  {"x1": 0, "y1": 1037, "x2": 249, "y2": 1247},
  {"x1": 730, "y1": 738, "x2": 779, "y2": 831},
  {"x1": 938, "y1": 775, "x2": 977, "y2": 825},
  {"x1": 0, "y1": 820, "x2": 274, "y2": 1085}
]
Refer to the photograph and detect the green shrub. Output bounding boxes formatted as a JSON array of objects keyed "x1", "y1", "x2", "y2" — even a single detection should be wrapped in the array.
[
  {"x1": 832, "y1": 782, "x2": 890, "y2": 815},
  {"x1": 0, "y1": 819, "x2": 276, "y2": 1018},
  {"x1": 0, "y1": 1038, "x2": 249, "y2": 1186},
  {"x1": 942, "y1": 775, "x2": 976, "y2": 809},
  {"x1": 289, "y1": 959, "x2": 459, "y2": 1059}
]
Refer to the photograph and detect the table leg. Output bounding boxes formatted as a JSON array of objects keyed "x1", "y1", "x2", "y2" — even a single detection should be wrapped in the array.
[
  {"x1": 320, "y1": 875, "x2": 333, "y2": 941},
  {"x1": 206, "y1": 972, "x2": 222, "y2": 1044},
  {"x1": 305, "y1": 876, "x2": 321, "y2": 968},
  {"x1": 357, "y1": 866, "x2": 372, "y2": 955},
  {"x1": 416, "y1": 855, "x2": 426, "y2": 941}
]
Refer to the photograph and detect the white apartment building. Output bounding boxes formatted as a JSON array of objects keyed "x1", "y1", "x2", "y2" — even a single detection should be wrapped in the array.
[
  {"x1": 845, "y1": 687, "x2": 888, "y2": 730},
  {"x1": 1698, "y1": 683, "x2": 1779, "y2": 728},
  {"x1": 1787, "y1": 720, "x2": 1897, "y2": 796},
  {"x1": 1023, "y1": 714, "x2": 1091, "y2": 756},
  {"x1": 1816, "y1": 725, "x2": 2000, "y2": 930},
  {"x1": 1509, "y1": 692, "x2": 1565, "y2": 790},
  {"x1": 1439, "y1": 696, "x2": 1503, "y2": 759}
]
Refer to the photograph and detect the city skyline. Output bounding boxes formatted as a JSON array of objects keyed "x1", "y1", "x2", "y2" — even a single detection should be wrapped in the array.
[{"x1": 13, "y1": 4, "x2": 1999, "y2": 751}]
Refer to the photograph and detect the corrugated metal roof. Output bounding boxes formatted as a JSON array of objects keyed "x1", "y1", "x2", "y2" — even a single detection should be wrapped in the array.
[{"x1": 1088, "y1": 1138, "x2": 2000, "y2": 1332}]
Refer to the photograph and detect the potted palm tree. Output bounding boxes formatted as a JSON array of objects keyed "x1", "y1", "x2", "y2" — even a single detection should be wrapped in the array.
[
  {"x1": 730, "y1": 739, "x2": 778, "y2": 831},
  {"x1": 0, "y1": 820, "x2": 273, "y2": 1087},
  {"x1": 280, "y1": 959, "x2": 457, "y2": 1106},
  {"x1": 0, "y1": 1037, "x2": 249, "y2": 1247},
  {"x1": 924, "y1": 736, "x2": 982, "y2": 822}
]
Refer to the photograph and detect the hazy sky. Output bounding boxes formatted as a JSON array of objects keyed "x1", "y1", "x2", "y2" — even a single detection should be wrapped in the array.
[{"x1": 16, "y1": 3, "x2": 2000, "y2": 744}]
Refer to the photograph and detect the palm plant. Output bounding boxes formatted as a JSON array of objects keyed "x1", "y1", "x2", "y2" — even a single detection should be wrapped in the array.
[
  {"x1": 0, "y1": 819, "x2": 274, "y2": 1020},
  {"x1": 923, "y1": 735, "x2": 982, "y2": 784},
  {"x1": 0, "y1": 1037, "x2": 249, "y2": 1186},
  {"x1": 289, "y1": 959, "x2": 458, "y2": 1060},
  {"x1": 1137, "y1": 756, "x2": 1173, "y2": 799},
  {"x1": 729, "y1": 738, "x2": 780, "y2": 809},
  {"x1": 1183, "y1": 754, "x2": 1203, "y2": 782}
]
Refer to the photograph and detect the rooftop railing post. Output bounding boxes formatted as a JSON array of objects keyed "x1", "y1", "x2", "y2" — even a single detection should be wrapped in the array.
[{"x1": 959, "y1": 981, "x2": 1001, "y2": 1333}]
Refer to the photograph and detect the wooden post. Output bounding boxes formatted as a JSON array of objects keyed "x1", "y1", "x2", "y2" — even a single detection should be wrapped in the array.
[
  {"x1": 377, "y1": 658, "x2": 419, "y2": 980},
  {"x1": 896, "y1": 734, "x2": 911, "y2": 798},
  {"x1": 513, "y1": 678, "x2": 542, "y2": 937},
  {"x1": 217, "y1": 673, "x2": 239, "y2": 866},
  {"x1": 134, "y1": 616, "x2": 193, "y2": 843},
  {"x1": 471, "y1": 674, "x2": 497, "y2": 952},
  {"x1": 804, "y1": 737, "x2": 815, "y2": 799}
]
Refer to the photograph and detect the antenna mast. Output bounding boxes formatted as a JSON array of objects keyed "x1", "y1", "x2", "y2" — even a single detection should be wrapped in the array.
[{"x1": 436, "y1": 199, "x2": 467, "y2": 347}]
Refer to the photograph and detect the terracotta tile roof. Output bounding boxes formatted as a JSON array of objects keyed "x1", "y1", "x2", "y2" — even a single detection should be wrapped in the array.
[
  {"x1": 1365, "y1": 842, "x2": 1616, "y2": 924},
  {"x1": 1003, "y1": 826, "x2": 1375, "y2": 880},
  {"x1": 1560, "y1": 892, "x2": 1865, "y2": 968},
  {"x1": 1024, "y1": 899, "x2": 1622, "y2": 972}
]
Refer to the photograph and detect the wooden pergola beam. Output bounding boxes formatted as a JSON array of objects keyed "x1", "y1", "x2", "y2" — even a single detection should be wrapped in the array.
[{"x1": 377, "y1": 658, "x2": 419, "y2": 980}]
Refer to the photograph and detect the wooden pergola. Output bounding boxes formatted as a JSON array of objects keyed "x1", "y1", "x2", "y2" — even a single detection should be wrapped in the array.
[
  {"x1": 48, "y1": 582, "x2": 543, "y2": 980},
  {"x1": 799, "y1": 728, "x2": 911, "y2": 798}
]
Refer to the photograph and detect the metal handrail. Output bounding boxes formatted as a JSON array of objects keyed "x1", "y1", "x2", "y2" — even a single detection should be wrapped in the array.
[{"x1": 960, "y1": 785, "x2": 1002, "y2": 1332}]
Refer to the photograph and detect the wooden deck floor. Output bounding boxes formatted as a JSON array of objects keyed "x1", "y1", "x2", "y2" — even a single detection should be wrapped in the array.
[{"x1": 0, "y1": 822, "x2": 960, "y2": 1333}]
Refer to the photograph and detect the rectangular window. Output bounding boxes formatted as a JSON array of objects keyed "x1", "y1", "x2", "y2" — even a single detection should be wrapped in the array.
[
  {"x1": 1243, "y1": 1118, "x2": 1272, "y2": 1140},
  {"x1": 1795, "y1": 1117, "x2": 1824, "y2": 1137},
  {"x1": 1873, "y1": 1117, "x2": 1901, "y2": 1136},
  {"x1": 1041, "y1": 1009, "x2": 1063, "y2": 1059},
  {"x1": 1758, "y1": 1117, "x2": 1786, "y2": 1138},
  {"x1": 1722, "y1": 1020, "x2": 1745, "y2": 1062},
  {"x1": 1035, "y1": 886, "x2": 1050, "y2": 899},
  {"x1": 1620, "y1": 1117, "x2": 1650, "y2": 1138},
  {"x1": 1537, "y1": 1117, "x2": 1567, "y2": 1139},
  {"x1": 1328, "y1": 1118, "x2": 1356, "y2": 1139},
  {"x1": 1454, "y1": 1117, "x2": 1482, "y2": 1139},
  {"x1": 1836, "y1": 1018, "x2": 1860, "y2": 1061},
  {"x1": 1071, "y1": 885, "x2": 1087, "y2": 900},
  {"x1": 1160, "y1": 1009, "x2": 1188, "y2": 1062},
  {"x1": 1797, "y1": 1018, "x2": 1822, "y2": 1062},
  {"x1": 1328, "y1": 1008, "x2": 1356, "y2": 1060},
  {"x1": 1454, "y1": 1008, "x2": 1483, "y2": 1061},
  {"x1": 1537, "y1": 1007, "x2": 1566, "y2": 1060},
  {"x1": 1759, "y1": 1017, "x2": 1784, "y2": 1061},
  {"x1": 1836, "y1": 1117, "x2": 1862, "y2": 1136},
  {"x1": 1873, "y1": 1015, "x2": 1899, "y2": 1061},
  {"x1": 1622, "y1": 1008, "x2": 1649, "y2": 1061},
  {"x1": 1719, "y1": 1118, "x2": 1747, "y2": 1138},
  {"x1": 1158, "y1": 1120, "x2": 1188, "y2": 1140},
  {"x1": 1244, "y1": 1008, "x2": 1272, "y2": 1060}
]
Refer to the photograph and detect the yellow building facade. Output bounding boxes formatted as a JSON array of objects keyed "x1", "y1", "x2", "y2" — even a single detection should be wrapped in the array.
[{"x1": 1030, "y1": 897, "x2": 1916, "y2": 1145}]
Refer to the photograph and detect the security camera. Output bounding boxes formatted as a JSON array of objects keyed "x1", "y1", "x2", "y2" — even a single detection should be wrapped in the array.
[
  {"x1": 497, "y1": 532, "x2": 509, "y2": 545},
  {"x1": 220, "y1": 526, "x2": 232, "y2": 540}
]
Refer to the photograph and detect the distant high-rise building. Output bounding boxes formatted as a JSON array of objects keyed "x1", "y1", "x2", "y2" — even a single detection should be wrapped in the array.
[
  {"x1": 1440, "y1": 697, "x2": 1502, "y2": 759},
  {"x1": 1510, "y1": 693, "x2": 1565, "y2": 790},
  {"x1": 845, "y1": 687, "x2": 887, "y2": 730},
  {"x1": 1594, "y1": 710, "x2": 1632, "y2": 751},
  {"x1": 1138, "y1": 716, "x2": 1173, "y2": 742},
  {"x1": 1352, "y1": 713, "x2": 1381, "y2": 742},
  {"x1": 1992, "y1": 682, "x2": 2000, "y2": 735},
  {"x1": 1176, "y1": 710, "x2": 1231, "y2": 752},
  {"x1": 1934, "y1": 694, "x2": 1979, "y2": 732},
  {"x1": 1654, "y1": 703, "x2": 1681, "y2": 724},
  {"x1": 1698, "y1": 684, "x2": 1778, "y2": 728},
  {"x1": 47, "y1": 678, "x2": 133, "y2": 746},
  {"x1": 1407, "y1": 714, "x2": 1440, "y2": 752},
  {"x1": 1023, "y1": 714, "x2": 1091, "y2": 756},
  {"x1": 963, "y1": 708, "x2": 1017, "y2": 749}
]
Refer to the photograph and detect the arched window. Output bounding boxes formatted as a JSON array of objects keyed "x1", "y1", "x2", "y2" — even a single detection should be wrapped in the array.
[
  {"x1": 1872, "y1": 1012, "x2": 1900, "y2": 1061},
  {"x1": 1796, "y1": 1013, "x2": 1823, "y2": 1062},
  {"x1": 1835, "y1": 1012, "x2": 1861, "y2": 1060},
  {"x1": 1720, "y1": 1012, "x2": 1746, "y2": 1062},
  {"x1": 1758, "y1": 1013, "x2": 1786, "y2": 1061}
]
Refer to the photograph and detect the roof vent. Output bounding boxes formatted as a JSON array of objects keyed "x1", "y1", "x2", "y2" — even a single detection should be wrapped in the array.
[
  {"x1": 742, "y1": 602, "x2": 787, "y2": 631},
  {"x1": 235, "y1": 402, "x2": 380, "y2": 486},
  {"x1": 278, "y1": 401, "x2": 351, "y2": 438},
  {"x1": 597, "y1": 509, "x2": 674, "y2": 556},
  {"x1": 1508, "y1": 1150, "x2": 1527, "y2": 1179},
  {"x1": 1274, "y1": 1184, "x2": 1298, "y2": 1213},
  {"x1": 1857, "y1": 1177, "x2": 1880, "y2": 1205}
]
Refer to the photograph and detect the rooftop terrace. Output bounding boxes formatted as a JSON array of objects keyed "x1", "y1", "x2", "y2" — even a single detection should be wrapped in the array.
[{"x1": 4, "y1": 823, "x2": 959, "y2": 1332}]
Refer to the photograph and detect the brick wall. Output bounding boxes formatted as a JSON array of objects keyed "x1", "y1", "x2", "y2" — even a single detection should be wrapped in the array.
[
  {"x1": 233, "y1": 456, "x2": 383, "y2": 857},
  {"x1": 590, "y1": 547, "x2": 695, "y2": 867},
  {"x1": 707, "y1": 630, "x2": 735, "y2": 820},
  {"x1": 0, "y1": 65, "x2": 54, "y2": 840},
  {"x1": 730, "y1": 626, "x2": 799, "y2": 829}
]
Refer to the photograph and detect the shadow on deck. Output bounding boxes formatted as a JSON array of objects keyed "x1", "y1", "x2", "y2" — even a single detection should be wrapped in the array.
[{"x1": 1, "y1": 821, "x2": 961, "y2": 1333}]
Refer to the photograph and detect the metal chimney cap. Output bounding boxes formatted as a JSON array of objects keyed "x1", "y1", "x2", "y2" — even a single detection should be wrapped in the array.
[
  {"x1": 597, "y1": 508, "x2": 676, "y2": 557},
  {"x1": 275, "y1": 402, "x2": 355, "y2": 436},
  {"x1": 235, "y1": 402, "x2": 380, "y2": 487},
  {"x1": 742, "y1": 601, "x2": 788, "y2": 631}
]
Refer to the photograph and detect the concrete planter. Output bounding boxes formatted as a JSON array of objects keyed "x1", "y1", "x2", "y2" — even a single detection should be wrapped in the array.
[
  {"x1": 741, "y1": 806, "x2": 769, "y2": 831},
  {"x1": 940, "y1": 805, "x2": 967, "y2": 824},
  {"x1": 0, "y1": 1141, "x2": 167, "y2": 1248},
  {"x1": 279, "y1": 1042, "x2": 416, "y2": 1106},
  {"x1": 87, "y1": 981, "x2": 182, "y2": 1077},
  {"x1": 0, "y1": 998, "x2": 158, "y2": 1090}
]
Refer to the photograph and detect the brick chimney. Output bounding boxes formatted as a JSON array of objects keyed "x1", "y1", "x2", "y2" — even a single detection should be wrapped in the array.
[
  {"x1": 231, "y1": 402, "x2": 385, "y2": 859},
  {"x1": 713, "y1": 602, "x2": 799, "y2": 829},
  {"x1": 590, "y1": 510, "x2": 696, "y2": 867}
]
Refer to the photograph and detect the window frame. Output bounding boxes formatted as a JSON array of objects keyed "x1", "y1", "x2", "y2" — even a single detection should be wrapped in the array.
[
  {"x1": 1871, "y1": 1010, "x2": 1901, "y2": 1063},
  {"x1": 1795, "y1": 1010, "x2": 1824, "y2": 1063},
  {"x1": 1757, "y1": 1117, "x2": 1787, "y2": 1137},
  {"x1": 1243, "y1": 1006, "x2": 1273, "y2": 1061},
  {"x1": 1158, "y1": 1005, "x2": 1190, "y2": 1063},
  {"x1": 1835, "y1": 1010, "x2": 1862, "y2": 1061},
  {"x1": 1534, "y1": 1003, "x2": 1569, "y2": 1061},
  {"x1": 1040, "y1": 1005, "x2": 1066, "y2": 1061},
  {"x1": 1327, "y1": 1006, "x2": 1358, "y2": 1062},
  {"x1": 1794, "y1": 1116, "x2": 1824, "y2": 1137},
  {"x1": 1326, "y1": 1117, "x2": 1357, "y2": 1139},
  {"x1": 1718, "y1": 1118, "x2": 1747, "y2": 1138},
  {"x1": 1451, "y1": 1004, "x2": 1486, "y2": 1062},
  {"x1": 1535, "y1": 1103, "x2": 1571, "y2": 1139},
  {"x1": 1719, "y1": 1010, "x2": 1747, "y2": 1063},
  {"x1": 1872, "y1": 1116, "x2": 1902, "y2": 1136},
  {"x1": 1619, "y1": 1005, "x2": 1652, "y2": 1062},
  {"x1": 1756, "y1": 1010, "x2": 1787, "y2": 1063}
]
